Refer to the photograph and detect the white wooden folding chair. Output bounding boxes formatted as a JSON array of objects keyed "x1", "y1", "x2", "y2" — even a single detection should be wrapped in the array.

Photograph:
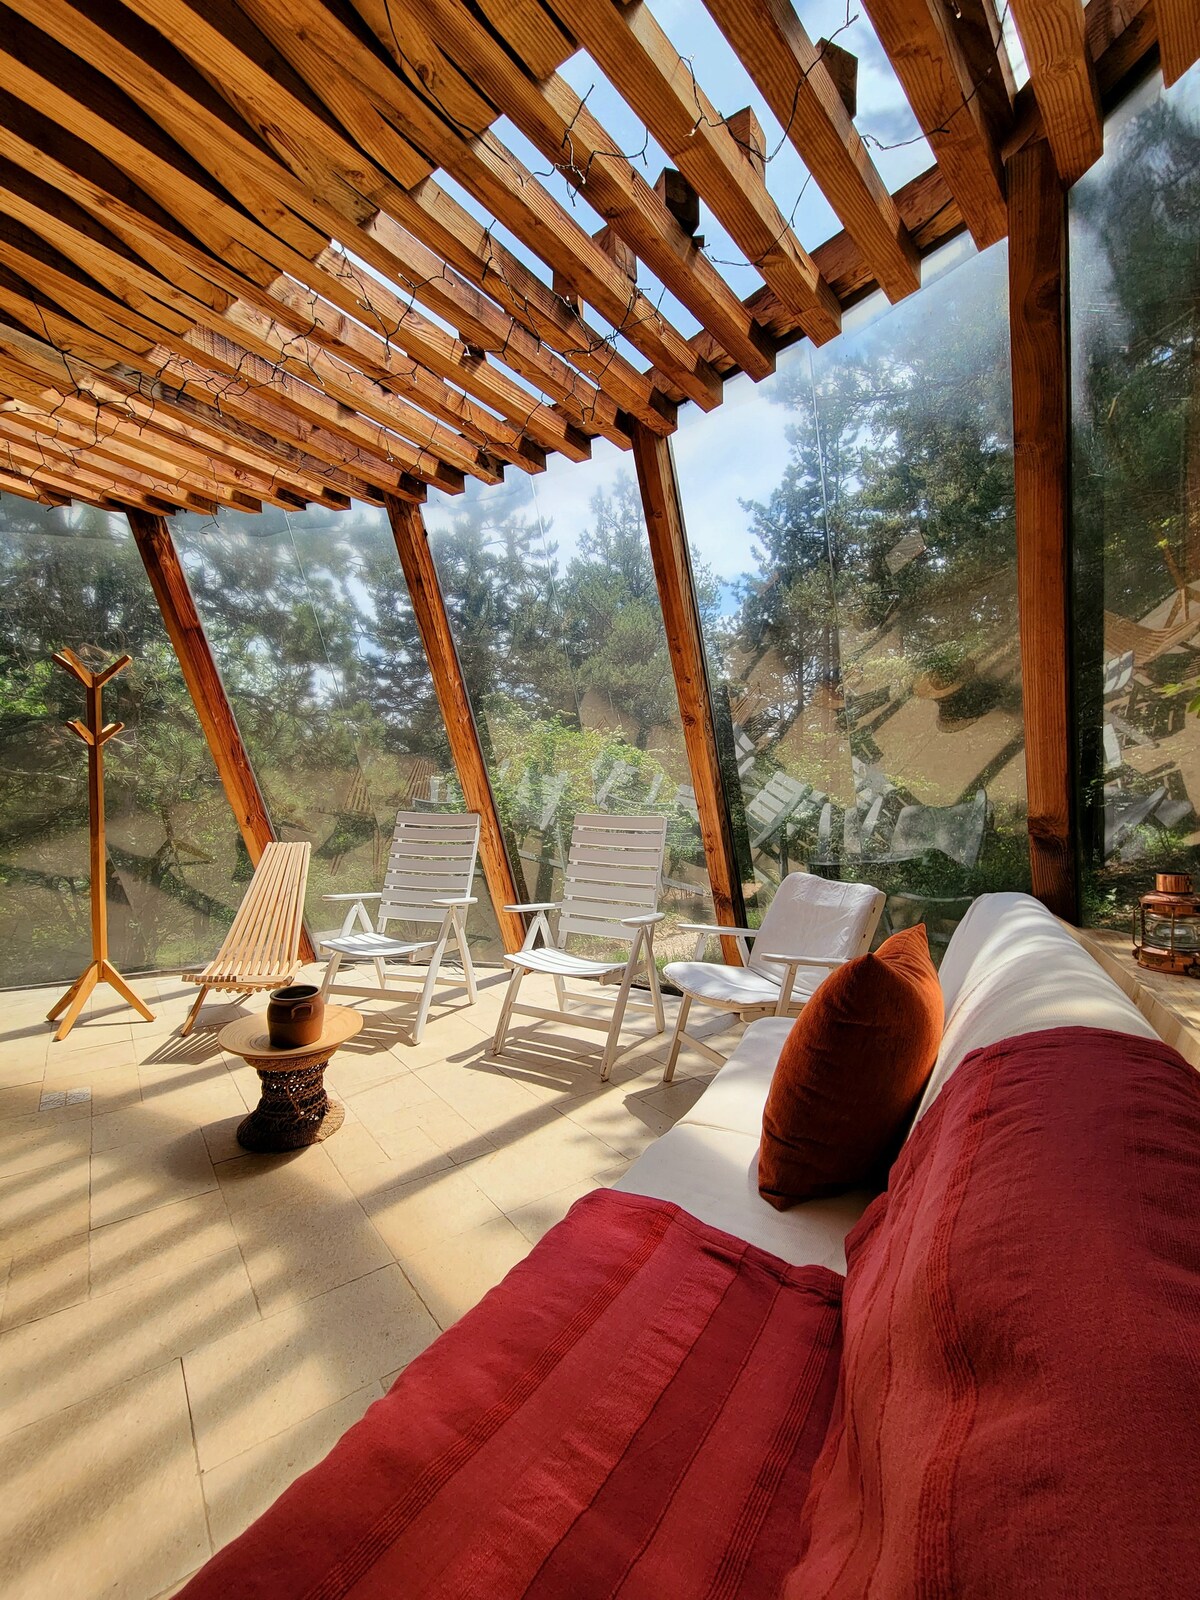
[
  {"x1": 317, "y1": 811, "x2": 480, "y2": 1043},
  {"x1": 180, "y1": 841, "x2": 311, "y2": 1036},
  {"x1": 661, "y1": 871, "x2": 886, "y2": 1081},
  {"x1": 491, "y1": 813, "x2": 668, "y2": 1081}
]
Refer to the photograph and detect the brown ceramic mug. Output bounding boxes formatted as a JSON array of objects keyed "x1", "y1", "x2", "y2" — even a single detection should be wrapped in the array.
[{"x1": 267, "y1": 984, "x2": 325, "y2": 1050}]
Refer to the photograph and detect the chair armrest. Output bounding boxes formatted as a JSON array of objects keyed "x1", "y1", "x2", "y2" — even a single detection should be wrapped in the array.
[
  {"x1": 503, "y1": 901, "x2": 561, "y2": 913},
  {"x1": 621, "y1": 912, "x2": 665, "y2": 927},
  {"x1": 757, "y1": 953, "x2": 849, "y2": 969},
  {"x1": 678, "y1": 922, "x2": 759, "y2": 939},
  {"x1": 322, "y1": 891, "x2": 382, "y2": 902},
  {"x1": 431, "y1": 896, "x2": 477, "y2": 906}
]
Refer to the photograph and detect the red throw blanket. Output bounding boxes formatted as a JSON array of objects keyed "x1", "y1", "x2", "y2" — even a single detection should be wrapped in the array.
[
  {"x1": 180, "y1": 1190, "x2": 843, "y2": 1600},
  {"x1": 787, "y1": 1025, "x2": 1200, "y2": 1599}
]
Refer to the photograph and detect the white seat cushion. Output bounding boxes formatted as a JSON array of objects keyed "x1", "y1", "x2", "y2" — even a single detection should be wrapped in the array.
[
  {"x1": 506, "y1": 947, "x2": 625, "y2": 978},
  {"x1": 678, "y1": 1017, "x2": 793, "y2": 1138},
  {"x1": 663, "y1": 961, "x2": 783, "y2": 1008},
  {"x1": 916, "y1": 891, "x2": 1159, "y2": 1124},
  {"x1": 320, "y1": 931, "x2": 436, "y2": 958},
  {"x1": 613, "y1": 1122, "x2": 871, "y2": 1270}
]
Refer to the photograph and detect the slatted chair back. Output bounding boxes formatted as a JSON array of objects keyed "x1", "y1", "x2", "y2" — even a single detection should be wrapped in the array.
[
  {"x1": 747, "y1": 772, "x2": 811, "y2": 847},
  {"x1": 557, "y1": 814, "x2": 667, "y2": 947},
  {"x1": 747, "y1": 871, "x2": 885, "y2": 979},
  {"x1": 204, "y1": 841, "x2": 311, "y2": 985},
  {"x1": 377, "y1": 811, "x2": 481, "y2": 930}
]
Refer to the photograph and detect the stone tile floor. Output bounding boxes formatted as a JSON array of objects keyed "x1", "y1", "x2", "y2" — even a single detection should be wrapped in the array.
[{"x1": 0, "y1": 964, "x2": 743, "y2": 1599}]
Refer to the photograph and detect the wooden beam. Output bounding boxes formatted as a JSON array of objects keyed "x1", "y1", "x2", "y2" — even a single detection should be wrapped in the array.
[
  {"x1": 356, "y1": 0, "x2": 775, "y2": 382},
  {"x1": 1007, "y1": 140, "x2": 1077, "y2": 921},
  {"x1": 947, "y1": 0, "x2": 1017, "y2": 142},
  {"x1": 631, "y1": 424, "x2": 747, "y2": 962},
  {"x1": 1009, "y1": 0, "x2": 1104, "y2": 183},
  {"x1": 126, "y1": 510, "x2": 316, "y2": 960},
  {"x1": 701, "y1": 0, "x2": 921, "y2": 303},
  {"x1": 384, "y1": 495, "x2": 527, "y2": 954},
  {"x1": 860, "y1": 0, "x2": 1008, "y2": 248},
  {"x1": 547, "y1": 0, "x2": 842, "y2": 342},
  {"x1": 1158, "y1": 0, "x2": 1200, "y2": 86}
]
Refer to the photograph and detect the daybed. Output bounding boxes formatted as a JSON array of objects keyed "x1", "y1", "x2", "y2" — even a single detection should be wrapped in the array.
[{"x1": 179, "y1": 893, "x2": 1200, "y2": 1599}]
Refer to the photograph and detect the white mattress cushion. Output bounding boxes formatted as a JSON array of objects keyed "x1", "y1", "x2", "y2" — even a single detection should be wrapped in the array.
[
  {"x1": 916, "y1": 891, "x2": 1158, "y2": 1123},
  {"x1": 613, "y1": 1121, "x2": 871, "y2": 1271},
  {"x1": 678, "y1": 1017, "x2": 793, "y2": 1138},
  {"x1": 662, "y1": 962, "x2": 785, "y2": 1007}
]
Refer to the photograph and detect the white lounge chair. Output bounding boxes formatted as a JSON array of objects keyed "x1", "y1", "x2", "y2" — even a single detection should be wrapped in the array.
[
  {"x1": 747, "y1": 771, "x2": 814, "y2": 853},
  {"x1": 491, "y1": 813, "x2": 668, "y2": 1081},
  {"x1": 317, "y1": 810, "x2": 480, "y2": 1043},
  {"x1": 884, "y1": 790, "x2": 989, "y2": 871},
  {"x1": 661, "y1": 871, "x2": 886, "y2": 1081}
]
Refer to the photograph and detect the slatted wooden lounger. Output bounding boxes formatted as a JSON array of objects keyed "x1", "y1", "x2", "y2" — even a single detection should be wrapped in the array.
[{"x1": 180, "y1": 841, "x2": 312, "y2": 1037}]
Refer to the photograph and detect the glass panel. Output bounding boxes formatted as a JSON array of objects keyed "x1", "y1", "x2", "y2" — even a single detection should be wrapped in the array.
[
  {"x1": 1072, "y1": 64, "x2": 1200, "y2": 927},
  {"x1": 422, "y1": 445, "x2": 715, "y2": 964},
  {"x1": 674, "y1": 235, "x2": 1028, "y2": 958},
  {"x1": 0, "y1": 496, "x2": 244, "y2": 988},
  {"x1": 169, "y1": 505, "x2": 503, "y2": 960}
]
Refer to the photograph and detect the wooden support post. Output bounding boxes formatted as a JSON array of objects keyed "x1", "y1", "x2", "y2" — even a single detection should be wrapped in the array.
[
  {"x1": 384, "y1": 494, "x2": 527, "y2": 954},
  {"x1": 631, "y1": 424, "x2": 747, "y2": 964},
  {"x1": 1007, "y1": 139, "x2": 1078, "y2": 922},
  {"x1": 126, "y1": 511, "x2": 316, "y2": 961}
]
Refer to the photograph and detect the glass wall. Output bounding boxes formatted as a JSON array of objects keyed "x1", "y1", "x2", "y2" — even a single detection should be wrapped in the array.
[
  {"x1": 673, "y1": 233, "x2": 1029, "y2": 956},
  {"x1": 1072, "y1": 64, "x2": 1200, "y2": 927},
  {"x1": 0, "y1": 498, "x2": 244, "y2": 988},
  {"x1": 421, "y1": 447, "x2": 715, "y2": 962},
  {"x1": 170, "y1": 505, "x2": 504, "y2": 960}
]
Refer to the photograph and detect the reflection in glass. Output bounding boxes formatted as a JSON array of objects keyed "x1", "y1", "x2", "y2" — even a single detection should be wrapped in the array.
[
  {"x1": 675, "y1": 235, "x2": 1029, "y2": 956},
  {"x1": 1072, "y1": 65, "x2": 1200, "y2": 926},
  {"x1": 0, "y1": 499, "x2": 245, "y2": 987}
]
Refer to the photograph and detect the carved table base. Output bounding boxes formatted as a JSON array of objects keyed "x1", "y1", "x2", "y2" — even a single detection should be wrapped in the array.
[{"x1": 236, "y1": 1050, "x2": 346, "y2": 1152}]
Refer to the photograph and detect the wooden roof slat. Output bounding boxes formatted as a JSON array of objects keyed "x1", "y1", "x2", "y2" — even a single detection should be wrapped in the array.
[
  {"x1": 947, "y1": 0, "x2": 1017, "y2": 143},
  {"x1": 859, "y1": 0, "x2": 1008, "y2": 249},
  {"x1": 0, "y1": 464, "x2": 70, "y2": 504},
  {"x1": 698, "y1": 0, "x2": 920, "y2": 304},
  {"x1": 8, "y1": 0, "x2": 645, "y2": 446},
  {"x1": 1158, "y1": 0, "x2": 1200, "y2": 86},
  {"x1": 0, "y1": 407, "x2": 262, "y2": 512},
  {"x1": 543, "y1": 0, "x2": 842, "y2": 342},
  {"x1": 0, "y1": 430, "x2": 197, "y2": 511},
  {"x1": 353, "y1": 0, "x2": 776, "y2": 382},
  {"x1": 228, "y1": 0, "x2": 722, "y2": 410},
  {"x1": 0, "y1": 324, "x2": 380, "y2": 503},
  {"x1": 1009, "y1": 0, "x2": 1104, "y2": 183}
]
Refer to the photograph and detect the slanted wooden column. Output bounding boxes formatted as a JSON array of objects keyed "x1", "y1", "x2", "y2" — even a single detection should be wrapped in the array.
[
  {"x1": 631, "y1": 424, "x2": 747, "y2": 963},
  {"x1": 1007, "y1": 139, "x2": 1079, "y2": 922},
  {"x1": 384, "y1": 494, "x2": 527, "y2": 954},
  {"x1": 126, "y1": 510, "x2": 316, "y2": 960}
]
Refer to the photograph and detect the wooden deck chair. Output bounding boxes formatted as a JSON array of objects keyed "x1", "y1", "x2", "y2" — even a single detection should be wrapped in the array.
[
  {"x1": 180, "y1": 841, "x2": 311, "y2": 1037},
  {"x1": 491, "y1": 814, "x2": 668, "y2": 1081},
  {"x1": 1104, "y1": 609, "x2": 1200, "y2": 669},
  {"x1": 747, "y1": 772, "x2": 813, "y2": 851},
  {"x1": 317, "y1": 811, "x2": 481, "y2": 1043}
]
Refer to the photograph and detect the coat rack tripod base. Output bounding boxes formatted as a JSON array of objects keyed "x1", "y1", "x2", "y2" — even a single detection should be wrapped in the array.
[{"x1": 48, "y1": 648, "x2": 156, "y2": 1042}]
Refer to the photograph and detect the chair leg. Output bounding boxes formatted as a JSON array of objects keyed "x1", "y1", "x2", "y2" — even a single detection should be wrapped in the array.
[
  {"x1": 645, "y1": 945, "x2": 665, "y2": 1034},
  {"x1": 179, "y1": 985, "x2": 209, "y2": 1038},
  {"x1": 662, "y1": 993, "x2": 692, "y2": 1084},
  {"x1": 412, "y1": 924, "x2": 453, "y2": 1045},
  {"x1": 373, "y1": 957, "x2": 389, "y2": 991},
  {"x1": 454, "y1": 911, "x2": 478, "y2": 1004},
  {"x1": 491, "y1": 965, "x2": 525, "y2": 1057},
  {"x1": 319, "y1": 954, "x2": 341, "y2": 1000},
  {"x1": 600, "y1": 944, "x2": 642, "y2": 1083}
]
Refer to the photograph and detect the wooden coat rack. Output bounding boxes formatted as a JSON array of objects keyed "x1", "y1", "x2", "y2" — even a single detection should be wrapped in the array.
[{"x1": 46, "y1": 648, "x2": 155, "y2": 1041}]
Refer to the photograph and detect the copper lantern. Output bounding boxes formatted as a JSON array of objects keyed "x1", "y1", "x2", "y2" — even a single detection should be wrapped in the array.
[{"x1": 1132, "y1": 873, "x2": 1200, "y2": 975}]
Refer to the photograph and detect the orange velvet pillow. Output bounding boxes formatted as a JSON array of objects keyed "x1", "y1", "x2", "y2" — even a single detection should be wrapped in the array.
[{"x1": 758, "y1": 923, "x2": 943, "y2": 1209}]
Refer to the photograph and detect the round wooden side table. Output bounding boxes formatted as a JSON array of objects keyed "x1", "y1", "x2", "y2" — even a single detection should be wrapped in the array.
[{"x1": 219, "y1": 1006, "x2": 362, "y2": 1153}]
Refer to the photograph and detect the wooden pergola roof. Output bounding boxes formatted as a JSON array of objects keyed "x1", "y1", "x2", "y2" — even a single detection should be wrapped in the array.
[{"x1": 0, "y1": 0, "x2": 1178, "y2": 518}]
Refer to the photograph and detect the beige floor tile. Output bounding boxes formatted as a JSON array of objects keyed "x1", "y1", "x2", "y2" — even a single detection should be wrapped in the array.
[
  {"x1": 0, "y1": 1083, "x2": 47, "y2": 1122},
  {"x1": 323, "y1": 1117, "x2": 388, "y2": 1176},
  {"x1": 89, "y1": 1192, "x2": 238, "y2": 1299},
  {"x1": 468, "y1": 1116, "x2": 628, "y2": 1213},
  {"x1": 231, "y1": 1195, "x2": 393, "y2": 1318},
  {"x1": 183, "y1": 1264, "x2": 437, "y2": 1472},
  {"x1": 0, "y1": 1055, "x2": 47, "y2": 1091},
  {"x1": 213, "y1": 1144, "x2": 354, "y2": 1217},
  {"x1": 0, "y1": 1111, "x2": 93, "y2": 1179},
  {"x1": 0, "y1": 1233, "x2": 90, "y2": 1331},
  {"x1": 367, "y1": 1121, "x2": 456, "y2": 1181},
  {"x1": 0, "y1": 1246, "x2": 259, "y2": 1441},
  {"x1": 0, "y1": 1361, "x2": 209, "y2": 1600},
  {"x1": 370, "y1": 1098, "x2": 497, "y2": 1165},
  {"x1": 413, "y1": 1056, "x2": 544, "y2": 1138},
  {"x1": 199, "y1": 1113, "x2": 248, "y2": 1165},
  {"x1": 359, "y1": 1163, "x2": 504, "y2": 1260},
  {"x1": 91, "y1": 1081, "x2": 244, "y2": 1152},
  {"x1": 42, "y1": 1061, "x2": 143, "y2": 1117},
  {"x1": 401, "y1": 1213, "x2": 531, "y2": 1329},
  {"x1": 506, "y1": 1166, "x2": 631, "y2": 1246},
  {"x1": 342, "y1": 1070, "x2": 442, "y2": 1125},
  {"x1": 202, "y1": 1382, "x2": 381, "y2": 1553},
  {"x1": 555, "y1": 1087, "x2": 676, "y2": 1159},
  {"x1": 0, "y1": 1154, "x2": 90, "y2": 1253},
  {"x1": 90, "y1": 1127, "x2": 217, "y2": 1229}
]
